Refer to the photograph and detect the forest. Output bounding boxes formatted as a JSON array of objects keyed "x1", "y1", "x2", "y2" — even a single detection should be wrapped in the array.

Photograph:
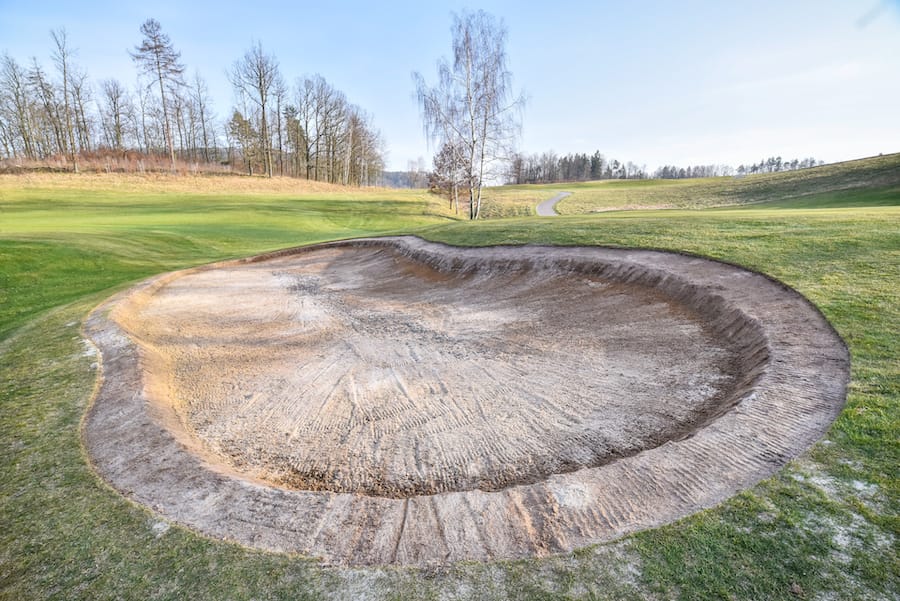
[{"x1": 0, "y1": 21, "x2": 385, "y2": 185}]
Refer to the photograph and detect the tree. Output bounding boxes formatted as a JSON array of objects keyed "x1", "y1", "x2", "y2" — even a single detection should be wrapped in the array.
[
  {"x1": 0, "y1": 54, "x2": 36, "y2": 159},
  {"x1": 27, "y1": 59, "x2": 66, "y2": 158},
  {"x1": 0, "y1": 27, "x2": 385, "y2": 180},
  {"x1": 70, "y1": 69, "x2": 92, "y2": 153},
  {"x1": 100, "y1": 79, "x2": 132, "y2": 151},
  {"x1": 50, "y1": 28, "x2": 77, "y2": 172},
  {"x1": 131, "y1": 18, "x2": 184, "y2": 172},
  {"x1": 415, "y1": 10, "x2": 525, "y2": 219},
  {"x1": 190, "y1": 73, "x2": 216, "y2": 162},
  {"x1": 230, "y1": 42, "x2": 281, "y2": 177},
  {"x1": 430, "y1": 141, "x2": 466, "y2": 214},
  {"x1": 227, "y1": 109, "x2": 257, "y2": 175}
]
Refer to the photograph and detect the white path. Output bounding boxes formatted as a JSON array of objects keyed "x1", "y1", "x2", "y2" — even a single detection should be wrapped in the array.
[{"x1": 535, "y1": 191, "x2": 571, "y2": 216}]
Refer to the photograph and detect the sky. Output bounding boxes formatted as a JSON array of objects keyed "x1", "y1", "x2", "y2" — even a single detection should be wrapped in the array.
[{"x1": 1, "y1": 0, "x2": 899, "y2": 171}]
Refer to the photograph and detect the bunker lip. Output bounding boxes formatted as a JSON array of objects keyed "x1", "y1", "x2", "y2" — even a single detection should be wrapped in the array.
[{"x1": 82, "y1": 236, "x2": 850, "y2": 566}]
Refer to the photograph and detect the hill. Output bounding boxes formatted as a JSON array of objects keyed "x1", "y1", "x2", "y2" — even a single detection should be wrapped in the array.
[{"x1": 480, "y1": 153, "x2": 900, "y2": 217}]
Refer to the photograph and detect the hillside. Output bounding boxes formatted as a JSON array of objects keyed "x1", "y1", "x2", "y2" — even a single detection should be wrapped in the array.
[{"x1": 480, "y1": 153, "x2": 900, "y2": 217}]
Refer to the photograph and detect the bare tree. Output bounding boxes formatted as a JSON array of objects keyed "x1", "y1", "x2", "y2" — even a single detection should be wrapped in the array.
[
  {"x1": 131, "y1": 18, "x2": 184, "y2": 172},
  {"x1": 296, "y1": 76, "x2": 322, "y2": 180},
  {"x1": 1, "y1": 54, "x2": 37, "y2": 159},
  {"x1": 190, "y1": 72, "x2": 215, "y2": 163},
  {"x1": 27, "y1": 59, "x2": 65, "y2": 158},
  {"x1": 100, "y1": 79, "x2": 131, "y2": 151},
  {"x1": 0, "y1": 26, "x2": 384, "y2": 179},
  {"x1": 415, "y1": 10, "x2": 525, "y2": 219},
  {"x1": 230, "y1": 42, "x2": 281, "y2": 177},
  {"x1": 313, "y1": 76, "x2": 343, "y2": 182},
  {"x1": 135, "y1": 80, "x2": 155, "y2": 154},
  {"x1": 288, "y1": 74, "x2": 383, "y2": 185},
  {"x1": 273, "y1": 76, "x2": 287, "y2": 176},
  {"x1": 70, "y1": 69, "x2": 92, "y2": 153},
  {"x1": 430, "y1": 141, "x2": 465, "y2": 214},
  {"x1": 50, "y1": 28, "x2": 78, "y2": 172}
]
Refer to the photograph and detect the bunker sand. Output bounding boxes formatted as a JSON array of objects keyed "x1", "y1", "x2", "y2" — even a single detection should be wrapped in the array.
[{"x1": 83, "y1": 236, "x2": 849, "y2": 565}]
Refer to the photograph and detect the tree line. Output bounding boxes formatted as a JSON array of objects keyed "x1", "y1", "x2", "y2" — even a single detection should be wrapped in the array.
[
  {"x1": 652, "y1": 156, "x2": 822, "y2": 179},
  {"x1": 0, "y1": 20, "x2": 385, "y2": 184},
  {"x1": 735, "y1": 156, "x2": 823, "y2": 176},
  {"x1": 505, "y1": 151, "x2": 648, "y2": 184},
  {"x1": 503, "y1": 150, "x2": 824, "y2": 184}
]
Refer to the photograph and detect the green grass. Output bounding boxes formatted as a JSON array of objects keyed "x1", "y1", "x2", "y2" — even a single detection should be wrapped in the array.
[
  {"x1": 480, "y1": 152, "x2": 900, "y2": 216},
  {"x1": 1, "y1": 173, "x2": 898, "y2": 600},
  {"x1": 0, "y1": 179, "x2": 447, "y2": 340}
]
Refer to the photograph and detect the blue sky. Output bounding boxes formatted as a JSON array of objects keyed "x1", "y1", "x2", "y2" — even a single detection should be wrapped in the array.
[{"x1": 1, "y1": 0, "x2": 898, "y2": 171}]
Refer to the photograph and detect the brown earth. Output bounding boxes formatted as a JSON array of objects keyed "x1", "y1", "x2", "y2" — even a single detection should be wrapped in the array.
[{"x1": 82, "y1": 237, "x2": 849, "y2": 566}]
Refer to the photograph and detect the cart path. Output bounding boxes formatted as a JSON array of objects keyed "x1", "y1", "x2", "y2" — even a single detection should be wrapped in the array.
[{"x1": 536, "y1": 191, "x2": 571, "y2": 216}]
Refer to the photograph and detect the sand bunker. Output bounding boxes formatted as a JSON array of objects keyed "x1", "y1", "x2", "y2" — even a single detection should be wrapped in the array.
[{"x1": 83, "y1": 237, "x2": 849, "y2": 565}]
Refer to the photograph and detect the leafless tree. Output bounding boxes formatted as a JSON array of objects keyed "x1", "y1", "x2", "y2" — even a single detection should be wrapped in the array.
[
  {"x1": 230, "y1": 42, "x2": 281, "y2": 177},
  {"x1": 293, "y1": 77, "x2": 316, "y2": 178},
  {"x1": 430, "y1": 141, "x2": 465, "y2": 214},
  {"x1": 273, "y1": 76, "x2": 287, "y2": 176},
  {"x1": 27, "y1": 59, "x2": 66, "y2": 158},
  {"x1": 190, "y1": 73, "x2": 216, "y2": 162},
  {"x1": 50, "y1": 28, "x2": 78, "y2": 172},
  {"x1": 415, "y1": 10, "x2": 525, "y2": 219},
  {"x1": 313, "y1": 76, "x2": 344, "y2": 182},
  {"x1": 99, "y1": 79, "x2": 132, "y2": 151},
  {"x1": 70, "y1": 69, "x2": 92, "y2": 153},
  {"x1": 135, "y1": 80, "x2": 154, "y2": 154},
  {"x1": 0, "y1": 25, "x2": 384, "y2": 180},
  {"x1": 131, "y1": 18, "x2": 184, "y2": 172},
  {"x1": 1, "y1": 54, "x2": 36, "y2": 159}
]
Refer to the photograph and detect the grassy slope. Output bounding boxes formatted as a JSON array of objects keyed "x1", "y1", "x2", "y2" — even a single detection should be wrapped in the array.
[
  {"x1": 0, "y1": 174, "x2": 897, "y2": 600},
  {"x1": 480, "y1": 152, "x2": 900, "y2": 217}
]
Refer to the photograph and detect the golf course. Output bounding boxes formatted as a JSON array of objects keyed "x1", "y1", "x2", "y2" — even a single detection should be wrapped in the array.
[{"x1": 1, "y1": 153, "x2": 898, "y2": 600}]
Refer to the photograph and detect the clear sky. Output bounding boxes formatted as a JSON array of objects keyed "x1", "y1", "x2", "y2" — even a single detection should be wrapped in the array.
[{"x1": 1, "y1": 0, "x2": 898, "y2": 171}]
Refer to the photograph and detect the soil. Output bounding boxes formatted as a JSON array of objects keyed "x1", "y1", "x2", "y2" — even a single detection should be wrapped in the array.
[{"x1": 82, "y1": 236, "x2": 849, "y2": 566}]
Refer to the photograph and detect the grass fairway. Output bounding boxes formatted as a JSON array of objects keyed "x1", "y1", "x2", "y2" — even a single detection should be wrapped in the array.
[
  {"x1": 1, "y1": 173, "x2": 898, "y2": 600},
  {"x1": 0, "y1": 174, "x2": 448, "y2": 340}
]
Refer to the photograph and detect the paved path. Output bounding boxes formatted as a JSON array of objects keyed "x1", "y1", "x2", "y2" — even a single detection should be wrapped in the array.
[{"x1": 535, "y1": 191, "x2": 571, "y2": 216}]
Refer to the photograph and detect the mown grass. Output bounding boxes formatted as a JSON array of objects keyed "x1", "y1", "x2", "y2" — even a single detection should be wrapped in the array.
[
  {"x1": 480, "y1": 152, "x2": 900, "y2": 216},
  {"x1": 1, "y1": 173, "x2": 898, "y2": 600},
  {"x1": 0, "y1": 176, "x2": 449, "y2": 339}
]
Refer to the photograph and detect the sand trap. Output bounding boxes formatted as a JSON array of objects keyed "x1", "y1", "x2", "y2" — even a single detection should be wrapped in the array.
[{"x1": 83, "y1": 236, "x2": 849, "y2": 566}]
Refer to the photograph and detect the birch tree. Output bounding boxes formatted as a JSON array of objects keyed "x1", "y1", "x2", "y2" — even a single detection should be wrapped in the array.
[
  {"x1": 415, "y1": 10, "x2": 524, "y2": 219},
  {"x1": 430, "y1": 140, "x2": 465, "y2": 214}
]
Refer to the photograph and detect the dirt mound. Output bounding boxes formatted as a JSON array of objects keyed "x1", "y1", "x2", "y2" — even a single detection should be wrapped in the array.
[{"x1": 83, "y1": 237, "x2": 849, "y2": 565}]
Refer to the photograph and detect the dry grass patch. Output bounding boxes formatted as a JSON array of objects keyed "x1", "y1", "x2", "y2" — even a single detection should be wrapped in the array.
[{"x1": 0, "y1": 172, "x2": 371, "y2": 197}]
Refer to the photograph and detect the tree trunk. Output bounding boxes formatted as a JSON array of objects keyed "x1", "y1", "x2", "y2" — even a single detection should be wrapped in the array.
[
  {"x1": 60, "y1": 51, "x2": 77, "y2": 171},
  {"x1": 156, "y1": 60, "x2": 176, "y2": 172}
]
